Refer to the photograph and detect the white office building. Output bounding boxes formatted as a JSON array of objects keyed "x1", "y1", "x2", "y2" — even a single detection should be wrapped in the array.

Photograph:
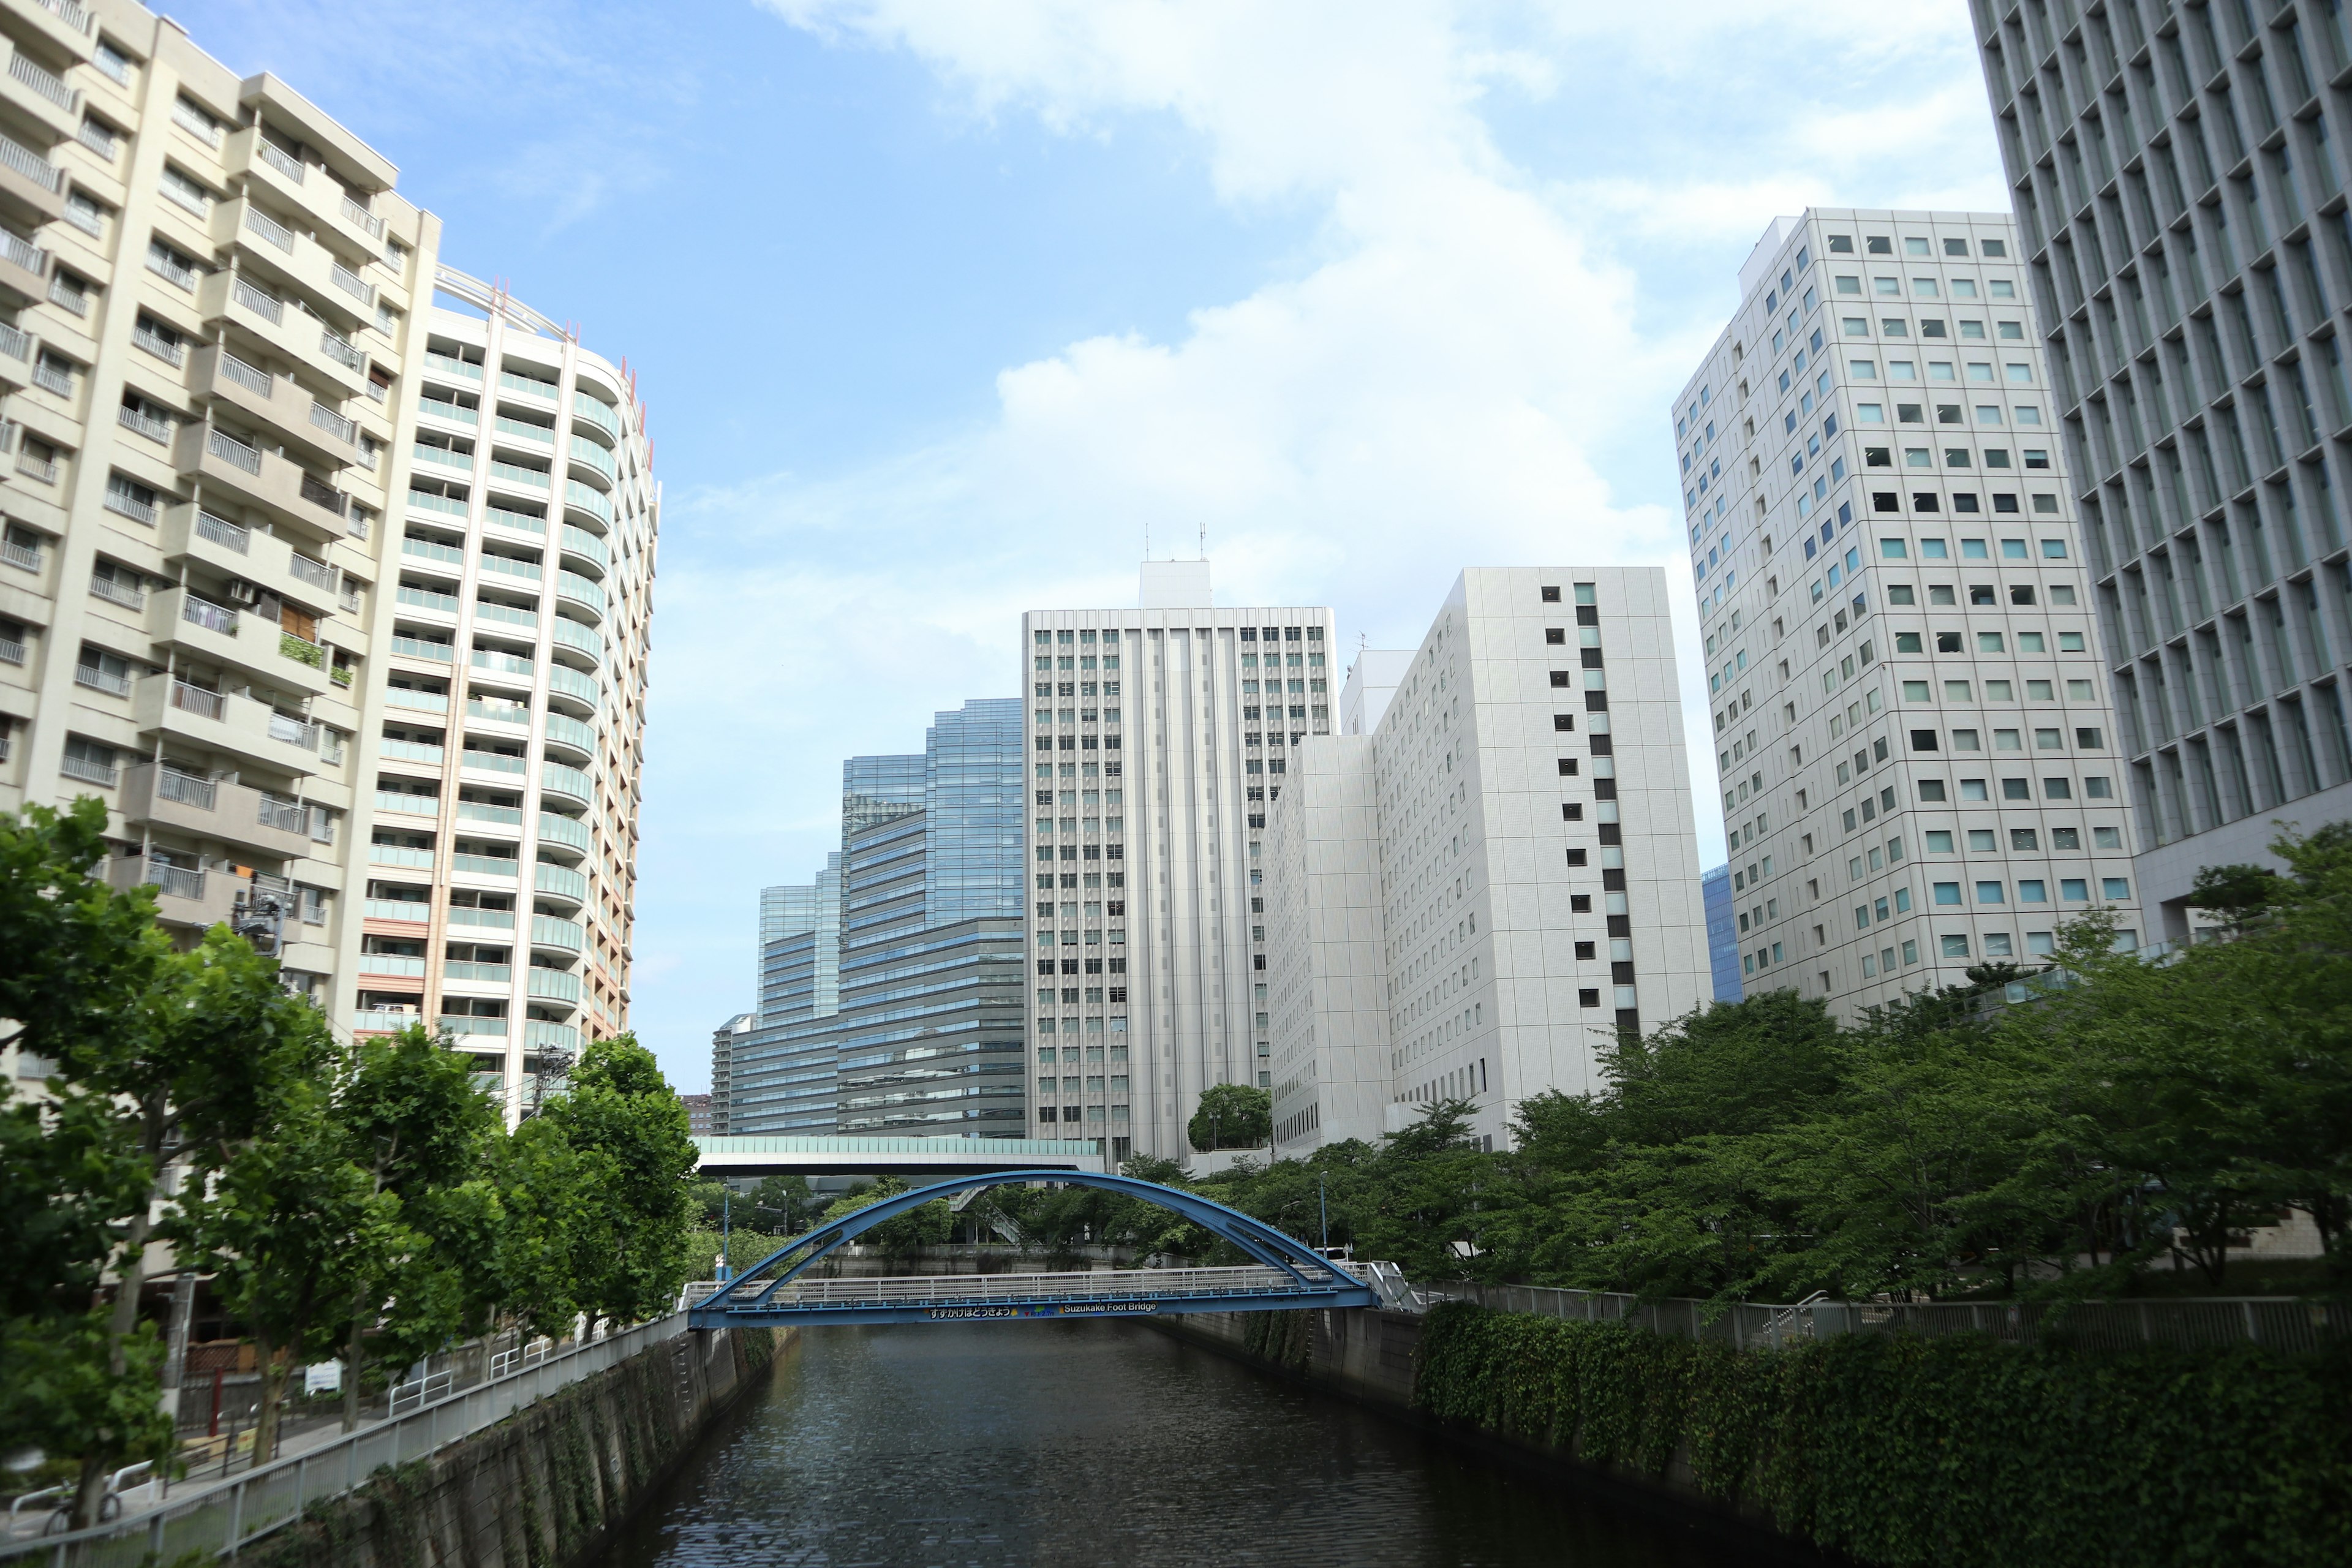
[
  {"x1": 1672, "y1": 209, "x2": 2142, "y2": 1018},
  {"x1": 1022, "y1": 560, "x2": 1335, "y2": 1164},
  {"x1": 1262, "y1": 568, "x2": 1709, "y2": 1155}
]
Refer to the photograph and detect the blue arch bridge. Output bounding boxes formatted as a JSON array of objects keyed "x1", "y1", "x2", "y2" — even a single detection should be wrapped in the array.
[{"x1": 688, "y1": 1171, "x2": 1379, "y2": 1328}]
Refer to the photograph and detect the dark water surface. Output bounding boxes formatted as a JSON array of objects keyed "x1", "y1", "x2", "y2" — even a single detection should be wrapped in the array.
[{"x1": 597, "y1": 1321, "x2": 1756, "y2": 1568}]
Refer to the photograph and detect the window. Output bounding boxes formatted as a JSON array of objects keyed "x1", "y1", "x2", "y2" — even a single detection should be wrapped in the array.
[
  {"x1": 1942, "y1": 934, "x2": 1972, "y2": 957},
  {"x1": 2062, "y1": 878, "x2": 2089, "y2": 901},
  {"x1": 1927, "y1": 830, "x2": 1954, "y2": 852},
  {"x1": 2102, "y1": 877, "x2": 2131, "y2": 900},
  {"x1": 2019, "y1": 880, "x2": 2048, "y2": 902},
  {"x1": 1934, "y1": 881, "x2": 1962, "y2": 905}
]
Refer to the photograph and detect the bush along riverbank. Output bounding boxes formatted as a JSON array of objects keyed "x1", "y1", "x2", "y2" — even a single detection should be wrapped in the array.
[{"x1": 1413, "y1": 1302, "x2": 2352, "y2": 1568}]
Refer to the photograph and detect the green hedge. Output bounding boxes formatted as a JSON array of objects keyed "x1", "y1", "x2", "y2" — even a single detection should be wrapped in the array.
[{"x1": 1413, "y1": 1302, "x2": 2352, "y2": 1568}]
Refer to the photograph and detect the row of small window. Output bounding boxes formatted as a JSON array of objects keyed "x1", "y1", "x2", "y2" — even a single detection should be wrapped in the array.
[
  {"x1": 1908, "y1": 774, "x2": 2116, "y2": 806},
  {"x1": 1035, "y1": 899, "x2": 1125, "y2": 919},
  {"x1": 1827, "y1": 929, "x2": 2060, "y2": 980},
  {"x1": 1040, "y1": 1106, "x2": 1129, "y2": 1123},
  {"x1": 1039, "y1": 1077, "x2": 1129, "y2": 1095},
  {"x1": 1837, "y1": 316, "x2": 2008, "y2": 342},
  {"x1": 1034, "y1": 1016, "x2": 1127, "y2": 1034},
  {"x1": 1833, "y1": 275, "x2": 2020, "y2": 303},
  {"x1": 1919, "y1": 876, "x2": 2131, "y2": 909},
  {"x1": 1036, "y1": 654, "x2": 1123, "y2": 671},
  {"x1": 1849, "y1": 357, "x2": 2032, "y2": 385},
  {"x1": 1828, "y1": 235, "x2": 2008, "y2": 260},
  {"x1": 1923, "y1": 824, "x2": 2126, "y2": 858}
]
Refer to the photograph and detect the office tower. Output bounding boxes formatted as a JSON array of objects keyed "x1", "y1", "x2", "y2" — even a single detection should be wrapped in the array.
[
  {"x1": 1673, "y1": 209, "x2": 2141, "y2": 1018},
  {"x1": 1022, "y1": 561, "x2": 1335, "y2": 1163},
  {"x1": 1702, "y1": 863, "x2": 1743, "y2": 1001},
  {"x1": 1967, "y1": 2, "x2": 2352, "y2": 940},
  {"x1": 726, "y1": 700, "x2": 1024, "y2": 1137},
  {"x1": 708, "y1": 1010, "x2": 752, "y2": 1136},
  {"x1": 1262, "y1": 568, "x2": 1709, "y2": 1153},
  {"x1": 353, "y1": 274, "x2": 657, "y2": 1111},
  {"x1": 0, "y1": 1, "x2": 438, "y2": 1061}
]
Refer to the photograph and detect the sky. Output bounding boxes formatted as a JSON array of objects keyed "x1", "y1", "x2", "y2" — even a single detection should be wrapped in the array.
[{"x1": 171, "y1": 0, "x2": 2011, "y2": 1093}]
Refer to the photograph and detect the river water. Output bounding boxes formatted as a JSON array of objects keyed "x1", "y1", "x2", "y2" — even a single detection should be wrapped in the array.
[{"x1": 598, "y1": 1321, "x2": 1754, "y2": 1568}]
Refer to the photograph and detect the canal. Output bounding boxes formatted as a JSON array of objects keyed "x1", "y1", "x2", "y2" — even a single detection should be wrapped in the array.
[{"x1": 599, "y1": 1321, "x2": 1755, "y2": 1567}]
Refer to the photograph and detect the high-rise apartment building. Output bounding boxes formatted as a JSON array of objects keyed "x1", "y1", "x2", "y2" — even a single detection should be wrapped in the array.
[
  {"x1": 725, "y1": 699, "x2": 1024, "y2": 1137},
  {"x1": 0, "y1": 2, "x2": 435, "y2": 1052},
  {"x1": 1261, "y1": 569, "x2": 1708, "y2": 1153},
  {"x1": 1673, "y1": 209, "x2": 2141, "y2": 1017},
  {"x1": 1967, "y1": 0, "x2": 2352, "y2": 938},
  {"x1": 0, "y1": 2, "x2": 659, "y2": 1112},
  {"x1": 1702, "y1": 863, "x2": 1743, "y2": 1001},
  {"x1": 1022, "y1": 561, "x2": 1334, "y2": 1163},
  {"x1": 708, "y1": 1009, "x2": 752, "y2": 1136},
  {"x1": 353, "y1": 276, "x2": 657, "y2": 1109}
]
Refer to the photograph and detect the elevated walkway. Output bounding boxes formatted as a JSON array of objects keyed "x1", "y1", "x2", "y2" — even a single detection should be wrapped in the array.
[{"x1": 693, "y1": 1135, "x2": 1102, "y2": 1178}]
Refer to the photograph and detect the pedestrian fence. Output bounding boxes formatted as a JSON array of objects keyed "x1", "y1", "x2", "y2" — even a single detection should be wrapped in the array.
[
  {"x1": 0, "y1": 1315, "x2": 687, "y2": 1566},
  {"x1": 1418, "y1": 1281, "x2": 2352, "y2": 1354}
]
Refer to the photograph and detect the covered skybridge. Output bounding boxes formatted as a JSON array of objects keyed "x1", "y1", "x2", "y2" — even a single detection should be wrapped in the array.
[
  {"x1": 692, "y1": 1135, "x2": 1105, "y2": 1180},
  {"x1": 687, "y1": 1170, "x2": 1379, "y2": 1327}
]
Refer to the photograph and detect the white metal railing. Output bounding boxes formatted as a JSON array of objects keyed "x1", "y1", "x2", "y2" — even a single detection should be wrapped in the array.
[
  {"x1": 116, "y1": 403, "x2": 168, "y2": 443},
  {"x1": 243, "y1": 203, "x2": 295, "y2": 252},
  {"x1": 131, "y1": 322, "x2": 183, "y2": 366},
  {"x1": 0, "y1": 321, "x2": 28, "y2": 360},
  {"x1": 156, "y1": 767, "x2": 215, "y2": 809},
  {"x1": 300, "y1": 472, "x2": 347, "y2": 516},
  {"x1": 499, "y1": 369, "x2": 557, "y2": 400},
  {"x1": 45, "y1": 274, "x2": 85, "y2": 315},
  {"x1": 7, "y1": 49, "x2": 75, "y2": 111},
  {"x1": 88, "y1": 573, "x2": 141, "y2": 609},
  {"x1": 0, "y1": 228, "x2": 43, "y2": 274},
  {"x1": 170, "y1": 680, "x2": 225, "y2": 719},
  {"x1": 341, "y1": 194, "x2": 385, "y2": 239},
  {"x1": 0, "y1": 635, "x2": 22, "y2": 664},
  {"x1": 74, "y1": 661, "x2": 127, "y2": 696},
  {"x1": 36, "y1": 0, "x2": 92, "y2": 34},
  {"x1": 0, "y1": 130, "x2": 61, "y2": 192},
  {"x1": 61, "y1": 194, "x2": 99, "y2": 233},
  {"x1": 31, "y1": 357, "x2": 70, "y2": 396},
  {"x1": 268, "y1": 712, "x2": 319, "y2": 750},
  {"x1": 58, "y1": 751, "x2": 113, "y2": 785},
  {"x1": 330, "y1": 262, "x2": 374, "y2": 306},
  {"x1": 146, "y1": 243, "x2": 195, "y2": 290},
  {"x1": 206, "y1": 428, "x2": 262, "y2": 475},
  {"x1": 170, "y1": 97, "x2": 221, "y2": 146},
  {"x1": 145, "y1": 861, "x2": 203, "y2": 900},
  {"x1": 255, "y1": 140, "x2": 304, "y2": 183},
  {"x1": 180, "y1": 594, "x2": 236, "y2": 635},
  {"x1": 194, "y1": 511, "x2": 248, "y2": 551},
  {"x1": 72, "y1": 121, "x2": 113, "y2": 160},
  {"x1": 0, "y1": 1316, "x2": 690, "y2": 1564},
  {"x1": 17, "y1": 451, "x2": 56, "y2": 484},
  {"x1": 309, "y1": 401, "x2": 356, "y2": 445},
  {"x1": 216, "y1": 351, "x2": 272, "y2": 396},
  {"x1": 318, "y1": 328, "x2": 363, "y2": 372},
  {"x1": 287, "y1": 552, "x2": 335, "y2": 591},
  {"x1": 0, "y1": 533, "x2": 36, "y2": 571},
  {"x1": 158, "y1": 170, "x2": 208, "y2": 216},
  {"x1": 232, "y1": 277, "x2": 283, "y2": 325}
]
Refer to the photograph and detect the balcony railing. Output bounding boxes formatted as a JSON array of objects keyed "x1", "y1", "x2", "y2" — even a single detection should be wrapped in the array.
[
  {"x1": 72, "y1": 119, "x2": 113, "y2": 159},
  {"x1": 195, "y1": 510, "x2": 249, "y2": 552},
  {"x1": 288, "y1": 552, "x2": 336, "y2": 591},
  {"x1": 170, "y1": 97, "x2": 221, "y2": 148},
  {"x1": 480, "y1": 552, "x2": 542, "y2": 583},
  {"x1": 88, "y1": 572, "x2": 141, "y2": 609},
  {"x1": 309, "y1": 401, "x2": 358, "y2": 445},
  {"x1": 542, "y1": 714, "x2": 597, "y2": 755},
  {"x1": 401, "y1": 535, "x2": 464, "y2": 567},
  {"x1": 170, "y1": 679, "x2": 225, "y2": 719},
  {"x1": 301, "y1": 471, "x2": 349, "y2": 516},
  {"x1": 243, "y1": 203, "x2": 295, "y2": 253},
  {"x1": 453, "y1": 852, "x2": 519, "y2": 877},
  {"x1": 369, "y1": 842, "x2": 434, "y2": 869},
  {"x1": 0, "y1": 320, "x2": 28, "y2": 361},
  {"x1": 116, "y1": 403, "x2": 168, "y2": 443},
  {"x1": 319, "y1": 328, "x2": 364, "y2": 373},
  {"x1": 268, "y1": 712, "x2": 320, "y2": 750},
  {"x1": 527, "y1": 968, "x2": 582, "y2": 1003},
  {"x1": 59, "y1": 751, "x2": 114, "y2": 785},
  {"x1": 7, "y1": 50, "x2": 77, "y2": 111},
  {"x1": 340, "y1": 194, "x2": 385, "y2": 239},
  {"x1": 62, "y1": 193, "x2": 99, "y2": 232},
  {"x1": 407, "y1": 487, "x2": 468, "y2": 517},
  {"x1": 1, "y1": 533, "x2": 37, "y2": 571},
  {"x1": 487, "y1": 459, "x2": 550, "y2": 491},
  {"x1": 559, "y1": 525, "x2": 611, "y2": 573},
  {"x1": 103, "y1": 479, "x2": 154, "y2": 523},
  {"x1": 0, "y1": 228, "x2": 45, "y2": 276},
  {"x1": 36, "y1": 0, "x2": 92, "y2": 35},
  {"x1": 396, "y1": 585, "x2": 457, "y2": 614},
  {"x1": 550, "y1": 617, "x2": 601, "y2": 663},
  {"x1": 461, "y1": 749, "x2": 528, "y2": 775},
  {"x1": 130, "y1": 322, "x2": 183, "y2": 366},
  {"x1": 330, "y1": 262, "x2": 374, "y2": 306},
  {"x1": 474, "y1": 600, "x2": 537, "y2": 630},
  {"x1": 280, "y1": 630, "x2": 324, "y2": 668},
  {"x1": 146, "y1": 242, "x2": 195, "y2": 290},
  {"x1": 557, "y1": 571, "x2": 605, "y2": 616},
  {"x1": 376, "y1": 738, "x2": 445, "y2": 766},
  {"x1": 145, "y1": 861, "x2": 205, "y2": 901},
  {"x1": 539, "y1": 762, "x2": 593, "y2": 804},
  {"x1": 386, "y1": 687, "x2": 450, "y2": 714},
  {"x1": 360, "y1": 953, "x2": 428, "y2": 978},
  {"x1": 537, "y1": 811, "x2": 591, "y2": 852},
  {"x1": 564, "y1": 481, "x2": 612, "y2": 523},
  {"x1": 424, "y1": 351, "x2": 482, "y2": 381},
  {"x1": 548, "y1": 665, "x2": 599, "y2": 707},
  {"x1": 448, "y1": 905, "x2": 516, "y2": 931},
  {"x1": 411, "y1": 442, "x2": 470, "y2": 472},
  {"x1": 485, "y1": 505, "x2": 545, "y2": 535},
  {"x1": 0, "y1": 131, "x2": 62, "y2": 193},
  {"x1": 157, "y1": 767, "x2": 216, "y2": 809},
  {"x1": 568, "y1": 435, "x2": 615, "y2": 480},
  {"x1": 159, "y1": 171, "x2": 209, "y2": 216},
  {"x1": 31, "y1": 358, "x2": 71, "y2": 396},
  {"x1": 256, "y1": 140, "x2": 304, "y2": 183},
  {"x1": 258, "y1": 793, "x2": 309, "y2": 833},
  {"x1": 420, "y1": 396, "x2": 478, "y2": 425},
  {"x1": 530, "y1": 914, "x2": 584, "y2": 951},
  {"x1": 533, "y1": 863, "x2": 588, "y2": 901},
  {"x1": 389, "y1": 635, "x2": 453, "y2": 663},
  {"x1": 457, "y1": 799, "x2": 524, "y2": 826},
  {"x1": 470, "y1": 649, "x2": 535, "y2": 677},
  {"x1": 0, "y1": 633, "x2": 24, "y2": 663},
  {"x1": 216, "y1": 351, "x2": 273, "y2": 396},
  {"x1": 207, "y1": 428, "x2": 262, "y2": 475},
  {"x1": 181, "y1": 594, "x2": 237, "y2": 634},
  {"x1": 45, "y1": 276, "x2": 86, "y2": 315},
  {"x1": 525, "y1": 1020, "x2": 581, "y2": 1053},
  {"x1": 571, "y1": 396, "x2": 619, "y2": 439},
  {"x1": 443, "y1": 960, "x2": 512, "y2": 984},
  {"x1": 232, "y1": 277, "x2": 283, "y2": 325},
  {"x1": 74, "y1": 661, "x2": 128, "y2": 696},
  {"x1": 494, "y1": 414, "x2": 554, "y2": 445},
  {"x1": 499, "y1": 370, "x2": 558, "y2": 401}
]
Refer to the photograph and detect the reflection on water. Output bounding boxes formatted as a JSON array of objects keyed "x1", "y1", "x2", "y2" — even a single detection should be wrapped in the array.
[{"x1": 600, "y1": 1320, "x2": 1757, "y2": 1568}]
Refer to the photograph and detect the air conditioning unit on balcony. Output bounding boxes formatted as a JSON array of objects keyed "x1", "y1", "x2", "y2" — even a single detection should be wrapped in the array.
[{"x1": 224, "y1": 578, "x2": 260, "y2": 605}]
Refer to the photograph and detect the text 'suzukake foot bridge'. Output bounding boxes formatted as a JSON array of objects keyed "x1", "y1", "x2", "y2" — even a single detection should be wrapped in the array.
[{"x1": 688, "y1": 1170, "x2": 1376, "y2": 1327}]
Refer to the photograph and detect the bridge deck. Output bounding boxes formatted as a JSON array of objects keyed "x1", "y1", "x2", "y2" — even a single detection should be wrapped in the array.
[{"x1": 687, "y1": 1265, "x2": 1376, "y2": 1327}]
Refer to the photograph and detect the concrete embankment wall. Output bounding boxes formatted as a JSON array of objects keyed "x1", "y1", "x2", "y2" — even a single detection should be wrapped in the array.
[{"x1": 243, "y1": 1325, "x2": 788, "y2": 1568}]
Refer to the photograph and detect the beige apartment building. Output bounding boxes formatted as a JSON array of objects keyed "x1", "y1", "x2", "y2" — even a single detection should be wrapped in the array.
[{"x1": 0, "y1": 0, "x2": 657, "y2": 1111}]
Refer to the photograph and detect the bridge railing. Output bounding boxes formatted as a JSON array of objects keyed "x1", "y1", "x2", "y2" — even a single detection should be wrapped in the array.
[
  {"x1": 1420, "y1": 1282, "x2": 2352, "y2": 1354},
  {"x1": 0, "y1": 1316, "x2": 688, "y2": 1566},
  {"x1": 695, "y1": 1265, "x2": 1304, "y2": 1309}
]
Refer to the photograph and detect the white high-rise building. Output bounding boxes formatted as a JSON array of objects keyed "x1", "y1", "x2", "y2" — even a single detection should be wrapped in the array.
[
  {"x1": 1262, "y1": 568, "x2": 1709, "y2": 1154},
  {"x1": 1672, "y1": 209, "x2": 2143, "y2": 1018},
  {"x1": 1022, "y1": 560, "x2": 1334, "y2": 1164}
]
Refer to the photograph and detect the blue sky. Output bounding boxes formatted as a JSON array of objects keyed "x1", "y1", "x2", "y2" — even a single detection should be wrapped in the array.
[{"x1": 173, "y1": 1, "x2": 2009, "y2": 1092}]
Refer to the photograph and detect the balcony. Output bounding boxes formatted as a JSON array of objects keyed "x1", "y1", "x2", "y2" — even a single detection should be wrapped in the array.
[
  {"x1": 562, "y1": 481, "x2": 611, "y2": 529},
  {"x1": 541, "y1": 711, "x2": 596, "y2": 762},
  {"x1": 479, "y1": 551, "x2": 541, "y2": 586},
  {"x1": 566, "y1": 434, "x2": 614, "y2": 487},
  {"x1": 452, "y1": 851, "x2": 519, "y2": 879},
  {"x1": 546, "y1": 664, "x2": 600, "y2": 710},
  {"x1": 0, "y1": 223, "x2": 47, "y2": 305},
  {"x1": 499, "y1": 369, "x2": 557, "y2": 402},
  {"x1": 106, "y1": 854, "x2": 238, "y2": 931},
  {"x1": 533, "y1": 862, "x2": 587, "y2": 905},
  {"x1": 189, "y1": 346, "x2": 355, "y2": 470},
  {"x1": 570, "y1": 395, "x2": 618, "y2": 442},
  {"x1": 555, "y1": 572, "x2": 605, "y2": 622},
  {"x1": 0, "y1": 43, "x2": 78, "y2": 141},
  {"x1": 536, "y1": 812, "x2": 590, "y2": 854},
  {"x1": 7, "y1": 0, "x2": 96, "y2": 65},
  {"x1": 174, "y1": 421, "x2": 353, "y2": 541},
  {"x1": 201, "y1": 266, "x2": 367, "y2": 397},
  {"x1": 549, "y1": 617, "x2": 602, "y2": 666},
  {"x1": 120, "y1": 761, "x2": 313, "y2": 860},
  {"x1": 223, "y1": 123, "x2": 396, "y2": 260},
  {"x1": 537, "y1": 761, "x2": 592, "y2": 810},
  {"x1": 419, "y1": 394, "x2": 477, "y2": 427},
  {"x1": 0, "y1": 127, "x2": 64, "y2": 229},
  {"x1": 135, "y1": 675, "x2": 327, "y2": 777},
  {"x1": 526, "y1": 967, "x2": 581, "y2": 1008},
  {"x1": 530, "y1": 913, "x2": 585, "y2": 954},
  {"x1": 556, "y1": 524, "x2": 608, "y2": 578}
]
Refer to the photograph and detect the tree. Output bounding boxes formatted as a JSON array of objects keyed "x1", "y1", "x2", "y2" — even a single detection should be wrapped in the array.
[
  {"x1": 540, "y1": 1036, "x2": 697, "y2": 1330},
  {"x1": 820, "y1": 1177, "x2": 952, "y2": 1253},
  {"x1": 1188, "y1": 1083, "x2": 1272, "y2": 1151},
  {"x1": 488, "y1": 1116, "x2": 591, "y2": 1343}
]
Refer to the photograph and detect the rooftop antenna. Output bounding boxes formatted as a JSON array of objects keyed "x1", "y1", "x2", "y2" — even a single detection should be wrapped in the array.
[
  {"x1": 1144, "y1": 518, "x2": 1150, "y2": 559},
  {"x1": 1197, "y1": 519, "x2": 1206, "y2": 560}
]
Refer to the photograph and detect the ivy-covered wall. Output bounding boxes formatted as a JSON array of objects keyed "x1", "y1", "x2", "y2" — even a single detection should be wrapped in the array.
[
  {"x1": 1414, "y1": 1302, "x2": 2352, "y2": 1568},
  {"x1": 245, "y1": 1327, "x2": 783, "y2": 1568}
]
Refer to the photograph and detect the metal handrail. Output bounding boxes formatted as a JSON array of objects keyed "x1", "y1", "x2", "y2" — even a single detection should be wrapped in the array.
[{"x1": 243, "y1": 204, "x2": 295, "y2": 253}]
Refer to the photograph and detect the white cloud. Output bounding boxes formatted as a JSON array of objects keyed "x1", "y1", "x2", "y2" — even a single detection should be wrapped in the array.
[{"x1": 631, "y1": 0, "x2": 2003, "y2": 1082}]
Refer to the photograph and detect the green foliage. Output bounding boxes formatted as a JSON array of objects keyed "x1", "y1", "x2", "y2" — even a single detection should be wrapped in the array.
[
  {"x1": 1188, "y1": 1082, "x2": 1271, "y2": 1150},
  {"x1": 540, "y1": 1035, "x2": 698, "y2": 1327},
  {"x1": 1415, "y1": 1302, "x2": 2352, "y2": 1568},
  {"x1": 821, "y1": 1178, "x2": 953, "y2": 1253}
]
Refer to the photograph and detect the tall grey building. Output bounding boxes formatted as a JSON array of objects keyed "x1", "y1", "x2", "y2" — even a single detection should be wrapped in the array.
[
  {"x1": 1967, "y1": 0, "x2": 2352, "y2": 939},
  {"x1": 1023, "y1": 561, "x2": 1335, "y2": 1163},
  {"x1": 1672, "y1": 209, "x2": 2141, "y2": 1019}
]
